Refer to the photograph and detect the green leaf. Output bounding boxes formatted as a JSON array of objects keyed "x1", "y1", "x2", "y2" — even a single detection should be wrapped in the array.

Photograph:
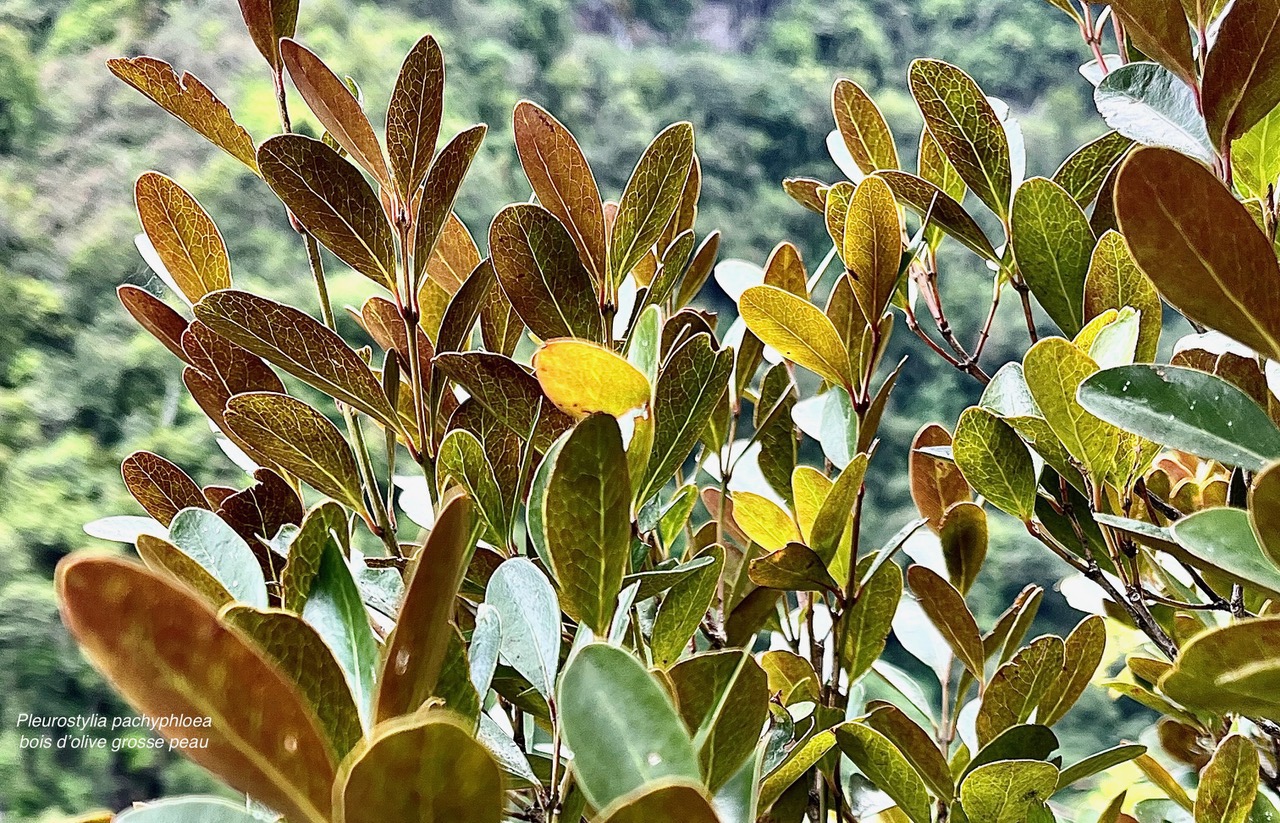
[
  {"x1": 761, "y1": 650, "x2": 821, "y2": 706},
  {"x1": 976, "y1": 635, "x2": 1066, "y2": 746},
  {"x1": 652, "y1": 546, "x2": 724, "y2": 668},
  {"x1": 301, "y1": 528, "x2": 380, "y2": 727},
  {"x1": 222, "y1": 605, "x2": 363, "y2": 761},
  {"x1": 167, "y1": 508, "x2": 267, "y2": 608},
  {"x1": 1234, "y1": 102, "x2": 1280, "y2": 201},
  {"x1": 1250, "y1": 462, "x2": 1280, "y2": 568},
  {"x1": 1173, "y1": 507, "x2": 1280, "y2": 598},
  {"x1": 114, "y1": 795, "x2": 265, "y2": 822},
  {"x1": 864, "y1": 702, "x2": 955, "y2": 801},
  {"x1": 375, "y1": 496, "x2": 477, "y2": 722},
  {"x1": 1202, "y1": 0, "x2": 1280, "y2": 148},
  {"x1": 1078, "y1": 365, "x2": 1280, "y2": 471},
  {"x1": 1056, "y1": 744, "x2": 1146, "y2": 792},
  {"x1": 907, "y1": 565, "x2": 985, "y2": 681},
  {"x1": 874, "y1": 170, "x2": 998, "y2": 261},
  {"x1": 749, "y1": 543, "x2": 841, "y2": 593},
  {"x1": 55, "y1": 556, "x2": 335, "y2": 823},
  {"x1": 489, "y1": 204, "x2": 605, "y2": 342},
  {"x1": 833, "y1": 78, "x2": 898, "y2": 174},
  {"x1": 1011, "y1": 178, "x2": 1094, "y2": 336},
  {"x1": 758, "y1": 730, "x2": 836, "y2": 809},
  {"x1": 1095, "y1": 63, "x2": 1213, "y2": 163},
  {"x1": 1115, "y1": 146, "x2": 1280, "y2": 360},
  {"x1": 335, "y1": 714, "x2": 503, "y2": 823},
  {"x1": 811, "y1": 453, "x2": 869, "y2": 565},
  {"x1": 909, "y1": 59, "x2": 1012, "y2": 218},
  {"x1": 533, "y1": 339, "x2": 651, "y2": 418},
  {"x1": 843, "y1": 176, "x2": 903, "y2": 323},
  {"x1": 739, "y1": 285, "x2": 852, "y2": 387},
  {"x1": 610, "y1": 122, "x2": 696, "y2": 284},
  {"x1": 1107, "y1": 0, "x2": 1197, "y2": 84},
  {"x1": 964, "y1": 724, "x2": 1060, "y2": 779},
  {"x1": 437, "y1": 429, "x2": 507, "y2": 543},
  {"x1": 134, "y1": 172, "x2": 231, "y2": 304},
  {"x1": 595, "y1": 780, "x2": 720, "y2": 823},
  {"x1": 1052, "y1": 131, "x2": 1134, "y2": 207},
  {"x1": 134, "y1": 534, "x2": 233, "y2": 608},
  {"x1": 1195, "y1": 735, "x2": 1259, "y2": 823},
  {"x1": 223, "y1": 392, "x2": 366, "y2": 515},
  {"x1": 1038, "y1": 615, "x2": 1106, "y2": 726},
  {"x1": 841, "y1": 555, "x2": 904, "y2": 683},
  {"x1": 835, "y1": 723, "x2": 932, "y2": 823},
  {"x1": 1159, "y1": 618, "x2": 1280, "y2": 720},
  {"x1": 940, "y1": 502, "x2": 987, "y2": 596},
  {"x1": 1023, "y1": 338, "x2": 1119, "y2": 478},
  {"x1": 411, "y1": 125, "x2": 488, "y2": 281},
  {"x1": 669, "y1": 649, "x2": 769, "y2": 792},
  {"x1": 258, "y1": 135, "x2": 396, "y2": 289},
  {"x1": 484, "y1": 558, "x2": 561, "y2": 700},
  {"x1": 559, "y1": 643, "x2": 701, "y2": 810},
  {"x1": 960, "y1": 760, "x2": 1060, "y2": 823},
  {"x1": 952, "y1": 407, "x2": 1037, "y2": 520},
  {"x1": 544, "y1": 413, "x2": 631, "y2": 634},
  {"x1": 1084, "y1": 230, "x2": 1162, "y2": 362},
  {"x1": 386, "y1": 34, "x2": 444, "y2": 200}
]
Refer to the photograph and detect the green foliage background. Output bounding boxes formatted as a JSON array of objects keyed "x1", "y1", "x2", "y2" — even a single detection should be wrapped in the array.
[{"x1": 0, "y1": 0, "x2": 1150, "y2": 816}]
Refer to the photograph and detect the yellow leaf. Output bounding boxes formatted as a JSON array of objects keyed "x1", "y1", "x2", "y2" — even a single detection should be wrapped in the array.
[{"x1": 533, "y1": 339, "x2": 651, "y2": 418}]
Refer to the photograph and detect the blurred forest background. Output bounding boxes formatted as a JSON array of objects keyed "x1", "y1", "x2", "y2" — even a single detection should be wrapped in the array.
[{"x1": 0, "y1": 0, "x2": 1155, "y2": 817}]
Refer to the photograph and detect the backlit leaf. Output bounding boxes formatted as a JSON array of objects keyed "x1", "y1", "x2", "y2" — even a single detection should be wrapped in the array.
[
  {"x1": 843, "y1": 175, "x2": 903, "y2": 323},
  {"x1": 910, "y1": 424, "x2": 970, "y2": 533},
  {"x1": 1202, "y1": 0, "x2": 1280, "y2": 148},
  {"x1": 874, "y1": 170, "x2": 998, "y2": 261},
  {"x1": 1038, "y1": 615, "x2": 1106, "y2": 726},
  {"x1": 952, "y1": 407, "x2": 1037, "y2": 520},
  {"x1": 386, "y1": 34, "x2": 444, "y2": 200},
  {"x1": 976, "y1": 636, "x2": 1066, "y2": 746},
  {"x1": 731, "y1": 491, "x2": 800, "y2": 551},
  {"x1": 1056, "y1": 744, "x2": 1146, "y2": 791},
  {"x1": 835, "y1": 723, "x2": 932, "y2": 823},
  {"x1": 842, "y1": 556, "x2": 903, "y2": 683},
  {"x1": 1195, "y1": 734, "x2": 1258, "y2": 823},
  {"x1": 907, "y1": 565, "x2": 985, "y2": 681},
  {"x1": 118, "y1": 285, "x2": 191, "y2": 363},
  {"x1": 960, "y1": 760, "x2": 1059, "y2": 823},
  {"x1": 1084, "y1": 231, "x2": 1162, "y2": 362},
  {"x1": 56, "y1": 555, "x2": 335, "y2": 823},
  {"x1": 533, "y1": 339, "x2": 650, "y2": 418},
  {"x1": 411, "y1": 125, "x2": 487, "y2": 281},
  {"x1": 122, "y1": 451, "x2": 207, "y2": 527},
  {"x1": 236, "y1": 0, "x2": 298, "y2": 70},
  {"x1": 758, "y1": 730, "x2": 836, "y2": 809},
  {"x1": 595, "y1": 780, "x2": 719, "y2": 823},
  {"x1": 749, "y1": 543, "x2": 840, "y2": 593},
  {"x1": 1251, "y1": 463, "x2": 1280, "y2": 568},
  {"x1": 865, "y1": 702, "x2": 954, "y2": 801},
  {"x1": 1012, "y1": 177, "x2": 1094, "y2": 335},
  {"x1": 1024, "y1": 337, "x2": 1119, "y2": 478},
  {"x1": 739, "y1": 285, "x2": 852, "y2": 388},
  {"x1": 811, "y1": 452, "x2": 869, "y2": 567},
  {"x1": 1108, "y1": 0, "x2": 1197, "y2": 84},
  {"x1": 437, "y1": 430, "x2": 506, "y2": 543},
  {"x1": 1094, "y1": 63, "x2": 1212, "y2": 163},
  {"x1": 434, "y1": 352, "x2": 571, "y2": 450},
  {"x1": 941, "y1": 502, "x2": 987, "y2": 596},
  {"x1": 1233, "y1": 102, "x2": 1280, "y2": 201},
  {"x1": 135, "y1": 172, "x2": 231, "y2": 303},
  {"x1": 833, "y1": 78, "x2": 898, "y2": 175},
  {"x1": 1053, "y1": 131, "x2": 1134, "y2": 207},
  {"x1": 484, "y1": 558, "x2": 561, "y2": 700},
  {"x1": 134, "y1": 534, "x2": 233, "y2": 608},
  {"x1": 610, "y1": 122, "x2": 695, "y2": 285}
]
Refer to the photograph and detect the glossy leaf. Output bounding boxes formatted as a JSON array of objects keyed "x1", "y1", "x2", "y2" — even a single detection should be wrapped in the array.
[
  {"x1": 596, "y1": 780, "x2": 719, "y2": 823},
  {"x1": 1202, "y1": 0, "x2": 1280, "y2": 148},
  {"x1": 758, "y1": 730, "x2": 837, "y2": 809},
  {"x1": 1116, "y1": 146, "x2": 1280, "y2": 360},
  {"x1": 1234, "y1": 103, "x2": 1280, "y2": 201},
  {"x1": 114, "y1": 795, "x2": 264, "y2": 822},
  {"x1": 1056, "y1": 744, "x2": 1146, "y2": 791},
  {"x1": 610, "y1": 122, "x2": 696, "y2": 284},
  {"x1": 386, "y1": 34, "x2": 444, "y2": 200},
  {"x1": 135, "y1": 172, "x2": 231, "y2": 303},
  {"x1": 1195, "y1": 735, "x2": 1259, "y2": 823},
  {"x1": 833, "y1": 78, "x2": 898, "y2": 174},
  {"x1": 1011, "y1": 177, "x2": 1094, "y2": 335},
  {"x1": 864, "y1": 702, "x2": 954, "y2": 801},
  {"x1": 1095, "y1": 63, "x2": 1212, "y2": 163},
  {"x1": 411, "y1": 125, "x2": 487, "y2": 282},
  {"x1": 167, "y1": 508, "x2": 267, "y2": 608},
  {"x1": 484, "y1": 558, "x2": 561, "y2": 700},
  {"x1": 952, "y1": 407, "x2": 1037, "y2": 520},
  {"x1": 836, "y1": 723, "x2": 932, "y2": 823},
  {"x1": 1108, "y1": 0, "x2": 1197, "y2": 85},
  {"x1": 739, "y1": 285, "x2": 852, "y2": 387},
  {"x1": 652, "y1": 546, "x2": 724, "y2": 668},
  {"x1": 434, "y1": 351, "x2": 571, "y2": 451}
]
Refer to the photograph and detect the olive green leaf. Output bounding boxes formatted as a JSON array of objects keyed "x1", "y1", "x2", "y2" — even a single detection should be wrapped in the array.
[
  {"x1": 760, "y1": 650, "x2": 821, "y2": 707},
  {"x1": 1055, "y1": 744, "x2": 1146, "y2": 792},
  {"x1": 1195, "y1": 735, "x2": 1259, "y2": 823},
  {"x1": 223, "y1": 392, "x2": 366, "y2": 514},
  {"x1": 135, "y1": 172, "x2": 230, "y2": 303},
  {"x1": 841, "y1": 556, "x2": 903, "y2": 683},
  {"x1": 1172, "y1": 507, "x2": 1280, "y2": 598},
  {"x1": 610, "y1": 122, "x2": 695, "y2": 284},
  {"x1": 874, "y1": 170, "x2": 998, "y2": 261},
  {"x1": 55, "y1": 555, "x2": 335, "y2": 823},
  {"x1": 739, "y1": 285, "x2": 853, "y2": 388},
  {"x1": 811, "y1": 452, "x2": 869, "y2": 566},
  {"x1": 1024, "y1": 337, "x2": 1119, "y2": 478},
  {"x1": 484, "y1": 558, "x2": 561, "y2": 701},
  {"x1": 280, "y1": 38, "x2": 390, "y2": 187},
  {"x1": 1084, "y1": 231, "x2": 1162, "y2": 362},
  {"x1": 194, "y1": 290, "x2": 400, "y2": 429},
  {"x1": 222, "y1": 605, "x2": 362, "y2": 761},
  {"x1": 623, "y1": 554, "x2": 714, "y2": 602},
  {"x1": 559, "y1": 643, "x2": 701, "y2": 810},
  {"x1": 910, "y1": 424, "x2": 970, "y2": 533},
  {"x1": 637, "y1": 334, "x2": 733, "y2": 505},
  {"x1": 258, "y1": 135, "x2": 396, "y2": 290},
  {"x1": 411, "y1": 125, "x2": 487, "y2": 283},
  {"x1": 544, "y1": 413, "x2": 630, "y2": 634},
  {"x1": 1078, "y1": 365, "x2": 1280, "y2": 471},
  {"x1": 835, "y1": 723, "x2": 932, "y2": 823},
  {"x1": 1116, "y1": 146, "x2": 1280, "y2": 360},
  {"x1": 514, "y1": 101, "x2": 608, "y2": 285},
  {"x1": 940, "y1": 503, "x2": 987, "y2": 596},
  {"x1": 1202, "y1": 0, "x2": 1280, "y2": 149},
  {"x1": 909, "y1": 59, "x2": 1012, "y2": 218},
  {"x1": 749, "y1": 543, "x2": 841, "y2": 594},
  {"x1": 107, "y1": 57, "x2": 259, "y2": 173},
  {"x1": 864, "y1": 702, "x2": 954, "y2": 801},
  {"x1": 386, "y1": 34, "x2": 444, "y2": 200},
  {"x1": 490, "y1": 204, "x2": 604, "y2": 341},
  {"x1": 731, "y1": 491, "x2": 800, "y2": 551},
  {"x1": 976, "y1": 635, "x2": 1066, "y2": 746},
  {"x1": 960, "y1": 760, "x2": 1059, "y2": 823},
  {"x1": 533, "y1": 339, "x2": 650, "y2": 418},
  {"x1": 1135, "y1": 753, "x2": 1195, "y2": 811},
  {"x1": 281, "y1": 502, "x2": 347, "y2": 611},
  {"x1": 952, "y1": 407, "x2": 1037, "y2": 520},
  {"x1": 825, "y1": 180, "x2": 855, "y2": 253},
  {"x1": 167, "y1": 507, "x2": 268, "y2": 608},
  {"x1": 335, "y1": 714, "x2": 503, "y2": 823},
  {"x1": 235, "y1": 0, "x2": 299, "y2": 70},
  {"x1": 907, "y1": 565, "x2": 985, "y2": 681},
  {"x1": 121, "y1": 451, "x2": 207, "y2": 527},
  {"x1": 374, "y1": 495, "x2": 476, "y2": 720},
  {"x1": 1094, "y1": 62, "x2": 1213, "y2": 163},
  {"x1": 843, "y1": 175, "x2": 903, "y2": 323},
  {"x1": 963, "y1": 725, "x2": 1060, "y2": 780},
  {"x1": 1233, "y1": 103, "x2": 1280, "y2": 201},
  {"x1": 1011, "y1": 177, "x2": 1094, "y2": 336},
  {"x1": 1251, "y1": 462, "x2": 1280, "y2": 568},
  {"x1": 434, "y1": 351, "x2": 572, "y2": 450},
  {"x1": 595, "y1": 780, "x2": 719, "y2": 823},
  {"x1": 1052, "y1": 131, "x2": 1133, "y2": 207},
  {"x1": 437, "y1": 430, "x2": 506, "y2": 543},
  {"x1": 134, "y1": 534, "x2": 233, "y2": 608},
  {"x1": 758, "y1": 730, "x2": 837, "y2": 809},
  {"x1": 833, "y1": 78, "x2": 898, "y2": 175},
  {"x1": 1038, "y1": 615, "x2": 1105, "y2": 726},
  {"x1": 652, "y1": 546, "x2": 724, "y2": 668},
  {"x1": 669, "y1": 649, "x2": 769, "y2": 792}
]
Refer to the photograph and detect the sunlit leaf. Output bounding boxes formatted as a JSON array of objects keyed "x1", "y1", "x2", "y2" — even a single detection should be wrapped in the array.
[
  {"x1": 835, "y1": 722, "x2": 932, "y2": 823},
  {"x1": 749, "y1": 543, "x2": 840, "y2": 593},
  {"x1": 976, "y1": 635, "x2": 1066, "y2": 746},
  {"x1": 960, "y1": 760, "x2": 1059, "y2": 823},
  {"x1": 1011, "y1": 177, "x2": 1094, "y2": 336},
  {"x1": 1052, "y1": 131, "x2": 1133, "y2": 207},
  {"x1": 1084, "y1": 230, "x2": 1162, "y2": 362},
  {"x1": 135, "y1": 172, "x2": 231, "y2": 304},
  {"x1": 811, "y1": 453, "x2": 869, "y2": 569},
  {"x1": 843, "y1": 176, "x2": 903, "y2": 323},
  {"x1": 533, "y1": 338, "x2": 650, "y2": 419},
  {"x1": 833, "y1": 78, "x2": 898, "y2": 175},
  {"x1": 387, "y1": 34, "x2": 444, "y2": 200},
  {"x1": 910, "y1": 424, "x2": 970, "y2": 533},
  {"x1": 874, "y1": 170, "x2": 998, "y2": 261},
  {"x1": 842, "y1": 555, "x2": 903, "y2": 683},
  {"x1": 758, "y1": 730, "x2": 836, "y2": 809},
  {"x1": 411, "y1": 125, "x2": 487, "y2": 281},
  {"x1": 952, "y1": 407, "x2": 1037, "y2": 520},
  {"x1": 907, "y1": 565, "x2": 985, "y2": 681},
  {"x1": 739, "y1": 285, "x2": 852, "y2": 388},
  {"x1": 1202, "y1": 0, "x2": 1280, "y2": 148},
  {"x1": 610, "y1": 122, "x2": 695, "y2": 284},
  {"x1": 1024, "y1": 338, "x2": 1118, "y2": 478},
  {"x1": 121, "y1": 451, "x2": 207, "y2": 528},
  {"x1": 1056, "y1": 744, "x2": 1146, "y2": 791},
  {"x1": 1195, "y1": 735, "x2": 1259, "y2": 823},
  {"x1": 1038, "y1": 615, "x2": 1105, "y2": 726},
  {"x1": 652, "y1": 546, "x2": 724, "y2": 668},
  {"x1": 731, "y1": 491, "x2": 800, "y2": 552},
  {"x1": 1233, "y1": 103, "x2": 1280, "y2": 201}
]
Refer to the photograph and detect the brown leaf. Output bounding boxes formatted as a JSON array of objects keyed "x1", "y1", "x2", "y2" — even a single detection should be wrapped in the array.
[
  {"x1": 107, "y1": 57, "x2": 258, "y2": 173},
  {"x1": 56, "y1": 554, "x2": 336, "y2": 823},
  {"x1": 134, "y1": 534, "x2": 234, "y2": 608},
  {"x1": 122, "y1": 451, "x2": 208, "y2": 527},
  {"x1": 182, "y1": 320, "x2": 284, "y2": 397},
  {"x1": 1109, "y1": 0, "x2": 1198, "y2": 87},
  {"x1": 387, "y1": 34, "x2": 445, "y2": 200},
  {"x1": 412, "y1": 125, "x2": 487, "y2": 286},
  {"x1": 135, "y1": 172, "x2": 231, "y2": 303},
  {"x1": 907, "y1": 565, "x2": 986, "y2": 681},
  {"x1": 280, "y1": 38, "x2": 390, "y2": 188},
  {"x1": 479, "y1": 281, "x2": 523, "y2": 357},
  {"x1": 182, "y1": 368, "x2": 273, "y2": 469},
  {"x1": 375, "y1": 496, "x2": 477, "y2": 722},
  {"x1": 909, "y1": 423, "x2": 970, "y2": 532},
  {"x1": 433, "y1": 351, "x2": 573, "y2": 450},
  {"x1": 258, "y1": 134, "x2": 397, "y2": 291},
  {"x1": 235, "y1": 0, "x2": 299, "y2": 70},
  {"x1": 215, "y1": 467, "x2": 304, "y2": 548},
  {"x1": 118, "y1": 285, "x2": 192, "y2": 364},
  {"x1": 514, "y1": 101, "x2": 609, "y2": 285},
  {"x1": 764, "y1": 241, "x2": 807, "y2": 297},
  {"x1": 194, "y1": 289, "x2": 401, "y2": 429},
  {"x1": 783, "y1": 177, "x2": 827, "y2": 213},
  {"x1": 1202, "y1": 0, "x2": 1280, "y2": 147},
  {"x1": 748, "y1": 543, "x2": 841, "y2": 594}
]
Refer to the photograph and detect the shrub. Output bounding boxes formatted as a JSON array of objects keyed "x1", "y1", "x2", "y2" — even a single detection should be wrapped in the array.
[{"x1": 54, "y1": 0, "x2": 1280, "y2": 820}]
